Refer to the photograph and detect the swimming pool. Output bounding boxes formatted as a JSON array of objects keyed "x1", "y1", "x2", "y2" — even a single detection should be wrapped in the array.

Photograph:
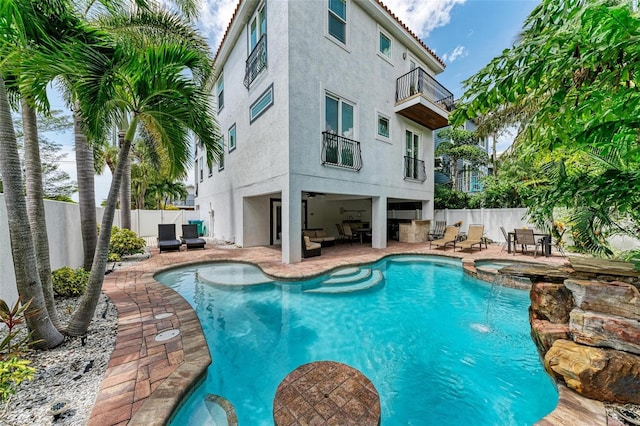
[{"x1": 158, "y1": 255, "x2": 557, "y2": 425}]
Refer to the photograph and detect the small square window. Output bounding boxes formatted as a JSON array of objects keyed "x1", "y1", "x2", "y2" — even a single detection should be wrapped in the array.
[
  {"x1": 377, "y1": 114, "x2": 390, "y2": 138},
  {"x1": 379, "y1": 32, "x2": 391, "y2": 59},
  {"x1": 228, "y1": 124, "x2": 236, "y2": 152}
]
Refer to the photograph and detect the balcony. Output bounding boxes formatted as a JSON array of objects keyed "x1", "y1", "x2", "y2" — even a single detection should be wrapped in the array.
[
  {"x1": 404, "y1": 156, "x2": 426, "y2": 182},
  {"x1": 395, "y1": 67, "x2": 454, "y2": 130},
  {"x1": 244, "y1": 34, "x2": 267, "y2": 89},
  {"x1": 321, "y1": 132, "x2": 362, "y2": 171}
]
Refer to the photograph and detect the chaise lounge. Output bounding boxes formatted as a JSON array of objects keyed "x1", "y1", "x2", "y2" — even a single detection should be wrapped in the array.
[
  {"x1": 181, "y1": 224, "x2": 206, "y2": 250},
  {"x1": 429, "y1": 226, "x2": 460, "y2": 250},
  {"x1": 158, "y1": 224, "x2": 182, "y2": 253},
  {"x1": 455, "y1": 224, "x2": 486, "y2": 252}
]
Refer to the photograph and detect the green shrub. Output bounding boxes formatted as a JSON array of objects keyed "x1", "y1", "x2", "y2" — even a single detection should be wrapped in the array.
[
  {"x1": 0, "y1": 299, "x2": 36, "y2": 359},
  {"x1": 51, "y1": 267, "x2": 89, "y2": 297},
  {"x1": 109, "y1": 226, "x2": 146, "y2": 261},
  {"x1": 0, "y1": 358, "x2": 35, "y2": 402}
]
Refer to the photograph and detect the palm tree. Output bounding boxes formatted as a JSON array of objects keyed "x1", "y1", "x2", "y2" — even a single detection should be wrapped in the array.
[{"x1": 66, "y1": 30, "x2": 221, "y2": 336}]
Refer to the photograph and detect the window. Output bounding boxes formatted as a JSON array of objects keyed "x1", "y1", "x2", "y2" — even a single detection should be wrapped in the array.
[
  {"x1": 199, "y1": 156, "x2": 204, "y2": 182},
  {"x1": 377, "y1": 113, "x2": 390, "y2": 139},
  {"x1": 218, "y1": 137, "x2": 225, "y2": 171},
  {"x1": 379, "y1": 31, "x2": 391, "y2": 59},
  {"x1": 249, "y1": 4, "x2": 266, "y2": 52},
  {"x1": 328, "y1": 0, "x2": 347, "y2": 44},
  {"x1": 208, "y1": 163, "x2": 213, "y2": 177},
  {"x1": 228, "y1": 124, "x2": 236, "y2": 152},
  {"x1": 325, "y1": 94, "x2": 354, "y2": 138},
  {"x1": 405, "y1": 130, "x2": 420, "y2": 179},
  {"x1": 250, "y1": 84, "x2": 274, "y2": 123},
  {"x1": 216, "y1": 74, "x2": 224, "y2": 111}
]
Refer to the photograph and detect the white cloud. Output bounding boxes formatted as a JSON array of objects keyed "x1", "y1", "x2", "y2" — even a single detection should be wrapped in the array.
[
  {"x1": 381, "y1": 0, "x2": 466, "y2": 38},
  {"x1": 198, "y1": 0, "x2": 239, "y2": 50},
  {"x1": 442, "y1": 44, "x2": 467, "y2": 63}
]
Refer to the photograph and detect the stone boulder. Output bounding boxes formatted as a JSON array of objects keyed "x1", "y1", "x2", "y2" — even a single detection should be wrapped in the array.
[
  {"x1": 530, "y1": 319, "x2": 570, "y2": 355},
  {"x1": 564, "y1": 279, "x2": 640, "y2": 321},
  {"x1": 530, "y1": 282, "x2": 573, "y2": 323},
  {"x1": 544, "y1": 339, "x2": 640, "y2": 404},
  {"x1": 570, "y1": 309, "x2": 640, "y2": 355}
]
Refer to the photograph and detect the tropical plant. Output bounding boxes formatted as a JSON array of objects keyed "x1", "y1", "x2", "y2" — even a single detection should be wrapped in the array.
[
  {"x1": 451, "y1": 0, "x2": 640, "y2": 258},
  {"x1": 108, "y1": 226, "x2": 146, "y2": 261},
  {"x1": 0, "y1": 299, "x2": 35, "y2": 359},
  {"x1": 51, "y1": 267, "x2": 90, "y2": 298},
  {"x1": 0, "y1": 358, "x2": 35, "y2": 403}
]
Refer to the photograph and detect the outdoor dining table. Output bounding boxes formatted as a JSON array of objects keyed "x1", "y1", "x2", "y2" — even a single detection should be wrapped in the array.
[
  {"x1": 507, "y1": 231, "x2": 552, "y2": 256},
  {"x1": 355, "y1": 228, "x2": 372, "y2": 244}
]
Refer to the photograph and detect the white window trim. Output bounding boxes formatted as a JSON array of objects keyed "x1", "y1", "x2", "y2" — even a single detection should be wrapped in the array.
[
  {"x1": 218, "y1": 137, "x2": 225, "y2": 171},
  {"x1": 228, "y1": 123, "x2": 237, "y2": 153},
  {"x1": 216, "y1": 73, "x2": 224, "y2": 112},
  {"x1": 324, "y1": 90, "x2": 357, "y2": 140},
  {"x1": 325, "y1": 0, "x2": 350, "y2": 52},
  {"x1": 375, "y1": 110, "x2": 391, "y2": 143},
  {"x1": 377, "y1": 25, "x2": 393, "y2": 64},
  {"x1": 250, "y1": 84, "x2": 274, "y2": 123}
]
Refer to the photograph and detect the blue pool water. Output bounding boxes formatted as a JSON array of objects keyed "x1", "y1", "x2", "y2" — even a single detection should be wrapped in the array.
[{"x1": 158, "y1": 256, "x2": 557, "y2": 425}]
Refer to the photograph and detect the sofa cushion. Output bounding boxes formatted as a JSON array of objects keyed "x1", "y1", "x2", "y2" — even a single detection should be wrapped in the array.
[
  {"x1": 303, "y1": 230, "x2": 316, "y2": 238},
  {"x1": 315, "y1": 229, "x2": 327, "y2": 238}
]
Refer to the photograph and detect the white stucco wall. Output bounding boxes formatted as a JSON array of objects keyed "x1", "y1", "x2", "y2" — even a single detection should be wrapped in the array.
[{"x1": 0, "y1": 196, "x2": 84, "y2": 305}]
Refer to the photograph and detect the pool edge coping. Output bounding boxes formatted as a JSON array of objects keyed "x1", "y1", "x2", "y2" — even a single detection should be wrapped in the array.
[{"x1": 97, "y1": 248, "x2": 607, "y2": 425}]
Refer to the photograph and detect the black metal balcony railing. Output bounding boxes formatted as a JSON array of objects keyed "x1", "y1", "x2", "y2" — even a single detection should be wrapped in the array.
[
  {"x1": 321, "y1": 132, "x2": 362, "y2": 171},
  {"x1": 244, "y1": 34, "x2": 267, "y2": 89},
  {"x1": 404, "y1": 156, "x2": 426, "y2": 182},
  {"x1": 396, "y1": 67, "x2": 455, "y2": 111}
]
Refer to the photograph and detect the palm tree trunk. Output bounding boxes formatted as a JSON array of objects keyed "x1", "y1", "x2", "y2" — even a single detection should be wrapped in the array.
[
  {"x1": 21, "y1": 98, "x2": 62, "y2": 330},
  {"x1": 74, "y1": 106, "x2": 97, "y2": 271},
  {"x1": 66, "y1": 132, "x2": 133, "y2": 336},
  {"x1": 118, "y1": 130, "x2": 131, "y2": 230},
  {"x1": 0, "y1": 77, "x2": 64, "y2": 348}
]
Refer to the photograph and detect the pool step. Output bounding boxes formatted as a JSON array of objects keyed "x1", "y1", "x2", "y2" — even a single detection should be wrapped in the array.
[
  {"x1": 305, "y1": 270, "x2": 384, "y2": 294},
  {"x1": 323, "y1": 268, "x2": 371, "y2": 285},
  {"x1": 328, "y1": 267, "x2": 360, "y2": 277}
]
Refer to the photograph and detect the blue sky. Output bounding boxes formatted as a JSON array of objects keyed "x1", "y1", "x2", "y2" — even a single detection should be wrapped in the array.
[{"x1": 48, "y1": 0, "x2": 539, "y2": 203}]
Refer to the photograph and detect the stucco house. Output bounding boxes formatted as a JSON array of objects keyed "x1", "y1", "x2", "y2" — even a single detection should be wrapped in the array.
[{"x1": 194, "y1": 0, "x2": 453, "y2": 263}]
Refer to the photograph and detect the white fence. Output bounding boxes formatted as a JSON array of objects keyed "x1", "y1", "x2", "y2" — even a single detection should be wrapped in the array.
[
  {"x1": 1, "y1": 194, "x2": 200, "y2": 304},
  {"x1": 434, "y1": 208, "x2": 640, "y2": 251}
]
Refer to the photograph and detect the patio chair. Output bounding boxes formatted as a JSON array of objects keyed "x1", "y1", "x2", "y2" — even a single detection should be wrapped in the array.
[
  {"x1": 513, "y1": 228, "x2": 541, "y2": 257},
  {"x1": 335, "y1": 224, "x2": 346, "y2": 242},
  {"x1": 181, "y1": 224, "x2": 206, "y2": 250},
  {"x1": 428, "y1": 221, "x2": 446, "y2": 241},
  {"x1": 429, "y1": 226, "x2": 459, "y2": 250},
  {"x1": 341, "y1": 224, "x2": 359, "y2": 245},
  {"x1": 302, "y1": 235, "x2": 321, "y2": 258},
  {"x1": 455, "y1": 225, "x2": 486, "y2": 252},
  {"x1": 500, "y1": 226, "x2": 509, "y2": 252},
  {"x1": 158, "y1": 224, "x2": 182, "y2": 253}
]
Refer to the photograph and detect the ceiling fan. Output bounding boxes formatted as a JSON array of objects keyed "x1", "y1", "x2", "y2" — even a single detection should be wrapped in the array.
[{"x1": 304, "y1": 192, "x2": 326, "y2": 199}]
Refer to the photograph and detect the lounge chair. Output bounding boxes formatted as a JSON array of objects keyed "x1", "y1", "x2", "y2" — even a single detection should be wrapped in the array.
[
  {"x1": 158, "y1": 224, "x2": 182, "y2": 253},
  {"x1": 428, "y1": 220, "x2": 446, "y2": 241},
  {"x1": 302, "y1": 235, "x2": 321, "y2": 258},
  {"x1": 514, "y1": 228, "x2": 541, "y2": 257},
  {"x1": 429, "y1": 226, "x2": 459, "y2": 250},
  {"x1": 181, "y1": 224, "x2": 206, "y2": 250},
  {"x1": 456, "y1": 224, "x2": 485, "y2": 252},
  {"x1": 500, "y1": 226, "x2": 509, "y2": 252}
]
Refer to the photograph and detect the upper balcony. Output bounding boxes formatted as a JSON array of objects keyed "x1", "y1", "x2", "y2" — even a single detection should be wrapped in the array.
[
  {"x1": 244, "y1": 34, "x2": 267, "y2": 89},
  {"x1": 395, "y1": 67, "x2": 454, "y2": 130}
]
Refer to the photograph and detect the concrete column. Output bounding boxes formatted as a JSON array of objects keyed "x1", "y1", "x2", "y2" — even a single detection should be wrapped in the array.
[
  {"x1": 371, "y1": 196, "x2": 387, "y2": 249},
  {"x1": 422, "y1": 199, "x2": 433, "y2": 221},
  {"x1": 282, "y1": 186, "x2": 302, "y2": 264}
]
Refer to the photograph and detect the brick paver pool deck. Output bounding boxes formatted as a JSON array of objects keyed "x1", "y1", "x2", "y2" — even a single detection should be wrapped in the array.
[{"x1": 87, "y1": 241, "x2": 607, "y2": 425}]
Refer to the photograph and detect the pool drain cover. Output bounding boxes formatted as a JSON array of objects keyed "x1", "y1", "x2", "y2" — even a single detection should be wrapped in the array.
[{"x1": 155, "y1": 329, "x2": 180, "y2": 341}]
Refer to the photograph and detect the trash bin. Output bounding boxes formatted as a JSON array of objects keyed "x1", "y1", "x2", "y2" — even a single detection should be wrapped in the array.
[{"x1": 188, "y1": 219, "x2": 204, "y2": 236}]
